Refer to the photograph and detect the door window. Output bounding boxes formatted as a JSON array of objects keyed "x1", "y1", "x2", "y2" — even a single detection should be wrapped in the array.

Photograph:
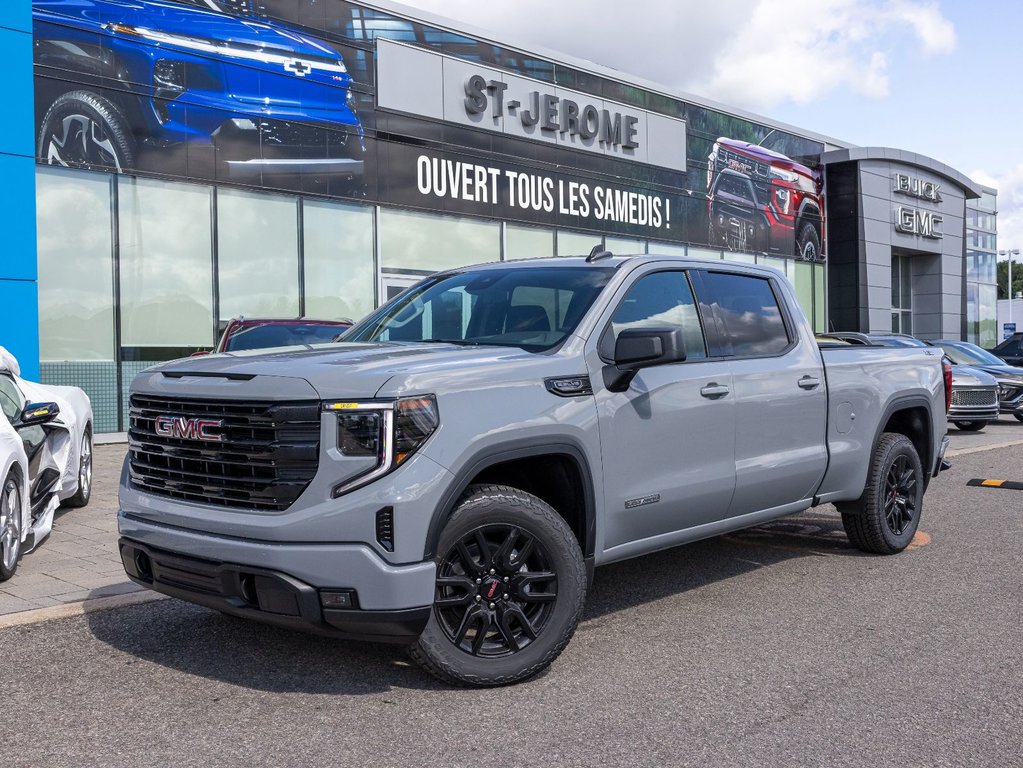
[
  {"x1": 609, "y1": 271, "x2": 707, "y2": 359},
  {"x1": 697, "y1": 272, "x2": 790, "y2": 357},
  {"x1": 0, "y1": 376, "x2": 24, "y2": 422}
]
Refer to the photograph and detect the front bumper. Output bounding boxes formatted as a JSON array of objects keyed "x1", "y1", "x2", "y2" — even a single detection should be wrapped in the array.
[{"x1": 118, "y1": 515, "x2": 436, "y2": 643}]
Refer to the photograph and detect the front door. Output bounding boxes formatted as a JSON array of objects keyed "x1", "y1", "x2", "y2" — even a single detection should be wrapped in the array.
[{"x1": 589, "y1": 268, "x2": 737, "y2": 553}]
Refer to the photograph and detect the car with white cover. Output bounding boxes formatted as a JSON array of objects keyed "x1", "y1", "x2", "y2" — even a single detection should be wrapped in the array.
[{"x1": 0, "y1": 347, "x2": 93, "y2": 581}]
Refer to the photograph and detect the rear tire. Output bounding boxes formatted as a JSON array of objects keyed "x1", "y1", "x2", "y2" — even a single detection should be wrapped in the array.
[
  {"x1": 953, "y1": 421, "x2": 987, "y2": 432},
  {"x1": 0, "y1": 472, "x2": 23, "y2": 582},
  {"x1": 409, "y1": 484, "x2": 586, "y2": 687},
  {"x1": 841, "y1": 433, "x2": 923, "y2": 555},
  {"x1": 64, "y1": 426, "x2": 93, "y2": 508}
]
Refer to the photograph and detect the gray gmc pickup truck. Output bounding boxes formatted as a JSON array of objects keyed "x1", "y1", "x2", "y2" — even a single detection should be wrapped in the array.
[{"x1": 118, "y1": 254, "x2": 951, "y2": 686}]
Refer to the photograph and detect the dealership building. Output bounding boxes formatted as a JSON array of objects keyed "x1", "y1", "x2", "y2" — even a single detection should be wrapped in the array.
[{"x1": 0, "y1": 1, "x2": 999, "y2": 433}]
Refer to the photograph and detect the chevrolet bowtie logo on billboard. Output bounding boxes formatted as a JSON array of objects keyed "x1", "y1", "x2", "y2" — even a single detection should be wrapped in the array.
[
  {"x1": 155, "y1": 416, "x2": 225, "y2": 442},
  {"x1": 463, "y1": 75, "x2": 641, "y2": 150}
]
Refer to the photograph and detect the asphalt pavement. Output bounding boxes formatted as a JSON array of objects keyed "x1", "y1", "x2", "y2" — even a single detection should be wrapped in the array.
[{"x1": 2, "y1": 426, "x2": 1023, "y2": 767}]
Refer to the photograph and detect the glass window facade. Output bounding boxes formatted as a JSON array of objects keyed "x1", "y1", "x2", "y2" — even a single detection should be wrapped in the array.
[
  {"x1": 36, "y1": 168, "x2": 119, "y2": 433},
  {"x1": 379, "y1": 209, "x2": 500, "y2": 272},
  {"x1": 891, "y1": 255, "x2": 913, "y2": 335},
  {"x1": 119, "y1": 177, "x2": 214, "y2": 352},
  {"x1": 966, "y1": 190, "x2": 998, "y2": 348},
  {"x1": 34, "y1": 165, "x2": 833, "y2": 433},
  {"x1": 303, "y1": 199, "x2": 375, "y2": 322},
  {"x1": 217, "y1": 190, "x2": 300, "y2": 322},
  {"x1": 505, "y1": 224, "x2": 555, "y2": 261}
]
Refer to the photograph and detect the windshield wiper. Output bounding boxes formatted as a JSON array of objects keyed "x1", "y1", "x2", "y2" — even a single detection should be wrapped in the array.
[{"x1": 420, "y1": 339, "x2": 483, "y2": 346}]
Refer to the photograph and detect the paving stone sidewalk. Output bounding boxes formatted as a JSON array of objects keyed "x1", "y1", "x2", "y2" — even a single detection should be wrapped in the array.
[{"x1": 0, "y1": 444, "x2": 139, "y2": 615}]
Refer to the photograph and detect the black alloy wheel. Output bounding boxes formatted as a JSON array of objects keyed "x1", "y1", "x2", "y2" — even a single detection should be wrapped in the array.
[
  {"x1": 434, "y1": 524, "x2": 557, "y2": 657},
  {"x1": 882, "y1": 454, "x2": 918, "y2": 537},
  {"x1": 0, "y1": 474, "x2": 23, "y2": 582},
  {"x1": 409, "y1": 484, "x2": 586, "y2": 687}
]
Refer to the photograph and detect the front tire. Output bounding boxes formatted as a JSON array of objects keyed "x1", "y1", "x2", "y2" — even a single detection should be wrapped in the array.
[
  {"x1": 64, "y1": 426, "x2": 93, "y2": 508},
  {"x1": 841, "y1": 433, "x2": 923, "y2": 555},
  {"x1": 1015, "y1": 414, "x2": 1023, "y2": 423},
  {"x1": 409, "y1": 484, "x2": 586, "y2": 687},
  {"x1": 797, "y1": 221, "x2": 822, "y2": 262},
  {"x1": 953, "y1": 420, "x2": 987, "y2": 432},
  {"x1": 38, "y1": 90, "x2": 135, "y2": 173},
  {"x1": 0, "y1": 473, "x2": 23, "y2": 582}
]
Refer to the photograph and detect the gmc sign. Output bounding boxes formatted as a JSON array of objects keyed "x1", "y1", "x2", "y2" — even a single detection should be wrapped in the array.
[{"x1": 155, "y1": 416, "x2": 224, "y2": 442}]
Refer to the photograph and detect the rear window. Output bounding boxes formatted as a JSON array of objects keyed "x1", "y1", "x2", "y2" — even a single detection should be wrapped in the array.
[{"x1": 697, "y1": 272, "x2": 790, "y2": 357}]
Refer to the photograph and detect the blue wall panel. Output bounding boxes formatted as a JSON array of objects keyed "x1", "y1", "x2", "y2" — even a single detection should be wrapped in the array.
[
  {"x1": 0, "y1": 279, "x2": 40, "y2": 380},
  {"x1": 0, "y1": 1, "x2": 31, "y2": 35},
  {"x1": 0, "y1": 27, "x2": 34, "y2": 157},
  {"x1": 0, "y1": 3, "x2": 39, "y2": 379},
  {"x1": 0, "y1": 153, "x2": 37, "y2": 281}
]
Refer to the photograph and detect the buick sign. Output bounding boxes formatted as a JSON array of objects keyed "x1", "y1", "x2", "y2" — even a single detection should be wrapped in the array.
[{"x1": 155, "y1": 415, "x2": 225, "y2": 442}]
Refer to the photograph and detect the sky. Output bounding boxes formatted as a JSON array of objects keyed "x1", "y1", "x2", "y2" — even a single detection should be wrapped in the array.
[{"x1": 401, "y1": 0, "x2": 1023, "y2": 258}]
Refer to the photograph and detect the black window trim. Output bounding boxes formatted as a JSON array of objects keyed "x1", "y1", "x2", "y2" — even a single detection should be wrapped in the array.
[{"x1": 597, "y1": 267, "x2": 715, "y2": 365}]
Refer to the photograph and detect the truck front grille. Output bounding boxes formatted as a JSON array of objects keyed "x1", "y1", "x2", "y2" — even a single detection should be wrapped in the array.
[
  {"x1": 128, "y1": 395, "x2": 321, "y2": 512},
  {"x1": 951, "y1": 389, "x2": 998, "y2": 407}
]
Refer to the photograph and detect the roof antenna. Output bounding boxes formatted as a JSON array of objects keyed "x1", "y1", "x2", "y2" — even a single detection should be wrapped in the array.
[{"x1": 586, "y1": 244, "x2": 614, "y2": 263}]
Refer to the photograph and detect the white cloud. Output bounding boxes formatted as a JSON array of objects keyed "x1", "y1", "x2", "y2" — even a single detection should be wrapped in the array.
[{"x1": 403, "y1": 0, "x2": 956, "y2": 111}]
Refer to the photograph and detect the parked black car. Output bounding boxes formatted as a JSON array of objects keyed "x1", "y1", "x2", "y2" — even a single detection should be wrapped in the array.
[
  {"x1": 931, "y1": 340, "x2": 1023, "y2": 422},
  {"x1": 992, "y1": 332, "x2": 1023, "y2": 367}
]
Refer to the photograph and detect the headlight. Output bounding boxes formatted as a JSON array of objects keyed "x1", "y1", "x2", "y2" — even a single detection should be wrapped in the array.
[
  {"x1": 324, "y1": 396, "x2": 439, "y2": 497},
  {"x1": 769, "y1": 167, "x2": 799, "y2": 183}
]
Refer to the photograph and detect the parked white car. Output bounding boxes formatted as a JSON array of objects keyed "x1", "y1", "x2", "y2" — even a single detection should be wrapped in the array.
[{"x1": 0, "y1": 347, "x2": 93, "y2": 581}]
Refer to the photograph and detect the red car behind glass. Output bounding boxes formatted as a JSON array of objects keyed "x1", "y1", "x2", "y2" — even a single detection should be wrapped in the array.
[{"x1": 192, "y1": 317, "x2": 354, "y2": 356}]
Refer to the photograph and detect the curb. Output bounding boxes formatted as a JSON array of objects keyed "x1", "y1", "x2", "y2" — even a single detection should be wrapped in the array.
[
  {"x1": 945, "y1": 438, "x2": 1023, "y2": 458},
  {"x1": 0, "y1": 590, "x2": 167, "y2": 629}
]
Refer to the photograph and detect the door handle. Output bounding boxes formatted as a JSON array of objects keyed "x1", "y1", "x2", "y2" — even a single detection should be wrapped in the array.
[
  {"x1": 798, "y1": 375, "x2": 821, "y2": 390},
  {"x1": 700, "y1": 383, "x2": 730, "y2": 399}
]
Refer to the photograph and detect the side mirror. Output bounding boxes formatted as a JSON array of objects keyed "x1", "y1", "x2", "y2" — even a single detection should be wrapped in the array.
[
  {"x1": 604, "y1": 328, "x2": 686, "y2": 392},
  {"x1": 18, "y1": 402, "x2": 60, "y2": 428}
]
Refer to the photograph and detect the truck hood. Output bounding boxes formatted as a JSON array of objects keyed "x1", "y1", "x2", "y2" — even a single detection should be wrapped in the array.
[
  {"x1": 153, "y1": 342, "x2": 542, "y2": 399},
  {"x1": 716, "y1": 137, "x2": 815, "y2": 178},
  {"x1": 951, "y1": 365, "x2": 998, "y2": 387}
]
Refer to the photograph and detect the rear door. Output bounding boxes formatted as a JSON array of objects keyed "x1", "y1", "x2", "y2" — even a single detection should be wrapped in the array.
[
  {"x1": 692, "y1": 269, "x2": 828, "y2": 518},
  {"x1": 588, "y1": 267, "x2": 736, "y2": 552}
]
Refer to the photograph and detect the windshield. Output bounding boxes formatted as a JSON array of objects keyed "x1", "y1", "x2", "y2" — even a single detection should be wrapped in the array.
[
  {"x1": 937, "y1": 342, "x2": 1006, "y2": 367},
  {"x1": 225, "y1": 323, "x2": 348, "y2": 352},
  {"x1": 345, "y1": 266, "x2": 615, "y2": 351}
]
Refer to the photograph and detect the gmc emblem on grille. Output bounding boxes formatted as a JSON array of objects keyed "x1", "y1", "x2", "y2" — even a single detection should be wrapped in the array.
[{"x1": 155, "y1": 416, "x2": 224, "y2": 442}]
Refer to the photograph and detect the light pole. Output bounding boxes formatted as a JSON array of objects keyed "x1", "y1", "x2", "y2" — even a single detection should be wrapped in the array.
[{"x1": 1000, "y1": 248, "x2": 1021, "y2": 326}]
